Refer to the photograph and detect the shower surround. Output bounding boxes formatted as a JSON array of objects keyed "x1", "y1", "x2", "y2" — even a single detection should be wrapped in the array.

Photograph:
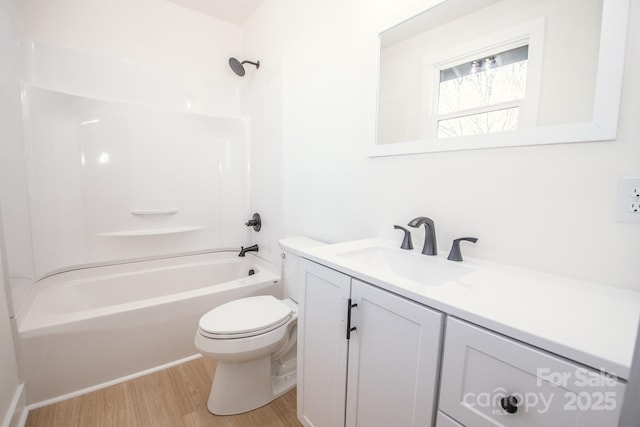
[
  {"x1": 6, "y1": 33, "x2": 251, "y2": 313},
  {"x1": 24, "y1": 83, "x2": 250, "y2": 278}
]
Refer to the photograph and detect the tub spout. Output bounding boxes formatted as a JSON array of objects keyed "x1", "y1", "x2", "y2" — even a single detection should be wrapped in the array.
[{"x1": 239, "y1": 244, "x2": 259, "y2": 257}]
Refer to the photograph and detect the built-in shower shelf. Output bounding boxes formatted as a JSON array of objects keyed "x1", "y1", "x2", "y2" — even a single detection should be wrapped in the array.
[
  {"x1": 99, "y1": 226, "x2": 206, "y2": 237},
  {"x1": 131, "y1": 208, "x2": 179, "y2": 216}
]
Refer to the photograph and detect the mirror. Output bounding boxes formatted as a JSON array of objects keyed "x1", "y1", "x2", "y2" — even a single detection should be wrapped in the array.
[{"x1": 372, "y1": 0, "x2": 629, "y2": 156}]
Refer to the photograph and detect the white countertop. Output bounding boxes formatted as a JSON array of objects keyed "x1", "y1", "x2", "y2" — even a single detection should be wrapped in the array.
[{"x1": 298, "y1": 237, "x2": 640, "y2": 380}]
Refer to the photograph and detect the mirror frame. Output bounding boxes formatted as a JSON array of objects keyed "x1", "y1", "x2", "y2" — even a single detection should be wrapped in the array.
[{"x1": 370, "y1": 0, "x2": 630, "y2": 157}]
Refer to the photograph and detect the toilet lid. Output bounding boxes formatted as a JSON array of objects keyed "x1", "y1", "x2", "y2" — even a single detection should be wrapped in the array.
[{"x1": 199, "y1": 295, "x2": 293, "y2": 338}]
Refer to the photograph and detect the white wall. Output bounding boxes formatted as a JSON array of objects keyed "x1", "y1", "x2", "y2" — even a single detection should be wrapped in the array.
[
  {"x1": 243, "y1": 62, "x2": 285, "y2": 266},
  {"x1": 0, "y1": 0, "x2": 36, "y2": 317},
  {"x1": 0, "y1": 229, "x2": 21, "y2": 427},
  {"x1": 18, "y1": 0, "x2": 246, "y2": 117},
  {"x1": 243, "y1": 0, "x2": 640, "y2": 290},
  {"x1": 18, "y1": 0, "x2": 242, "y2": 80},
  {"x1": 0, "y1": 0, "x2": 25, "y2": 423}
]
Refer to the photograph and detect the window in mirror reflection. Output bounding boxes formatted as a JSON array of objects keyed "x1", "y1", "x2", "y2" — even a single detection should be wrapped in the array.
[{"x1": 435, "y1": 45, "x2": 529, "y2": 138}]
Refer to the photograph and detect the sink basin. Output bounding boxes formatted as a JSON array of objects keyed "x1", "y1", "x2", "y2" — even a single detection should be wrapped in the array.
[{"x1": 336, "y1": 245, "x2": 473, "y2": 286}]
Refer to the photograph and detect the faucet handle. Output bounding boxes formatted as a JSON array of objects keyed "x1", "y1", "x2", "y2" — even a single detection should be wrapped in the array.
[
  {"x1": 447, "y1": 237, "x2": 478, "y2": 262},
  {"x1": 393, "y1": 225, "x2": 413, "y2": 250},
  {"x1": 245, "y1": 213, "x2": 261, "y2": 231}
]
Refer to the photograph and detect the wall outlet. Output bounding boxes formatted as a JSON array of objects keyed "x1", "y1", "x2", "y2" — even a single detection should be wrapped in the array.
[{"x1": 616, "y1": 177, "x2": 640, "y2": 223}]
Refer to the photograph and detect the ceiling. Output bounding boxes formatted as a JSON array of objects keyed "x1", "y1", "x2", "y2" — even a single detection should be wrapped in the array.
[{"x1": 165, "y1": 0, "x2": 263, "y2": 25}]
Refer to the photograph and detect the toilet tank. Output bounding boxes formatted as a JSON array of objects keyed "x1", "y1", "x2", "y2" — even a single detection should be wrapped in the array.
[{"x1": 278, "y1": 237, "x2": 326, "y2": 302}]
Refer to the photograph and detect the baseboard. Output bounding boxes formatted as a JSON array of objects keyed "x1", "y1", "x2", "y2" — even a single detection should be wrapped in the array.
[
  {"x1": 27, "y1": 354, "x2": 202, "y2": 411},
  {"x1": 1, "y1": 383, "x2": 26, "y2": 427}
]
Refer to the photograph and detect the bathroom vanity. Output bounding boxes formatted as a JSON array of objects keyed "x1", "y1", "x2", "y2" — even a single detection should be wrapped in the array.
[{"x1": 295, "y1": 238, "x2": 639, "y2": 427}]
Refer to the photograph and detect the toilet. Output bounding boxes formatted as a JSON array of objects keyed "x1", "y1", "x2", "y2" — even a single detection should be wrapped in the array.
[{"x1": 194, "y1": 237, "x2": 324, "y2": 415}]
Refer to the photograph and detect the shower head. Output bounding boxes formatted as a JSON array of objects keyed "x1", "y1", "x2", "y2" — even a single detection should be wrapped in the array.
[{"x1": 228, "y1": 57, "x2": 260, "y2": 77}]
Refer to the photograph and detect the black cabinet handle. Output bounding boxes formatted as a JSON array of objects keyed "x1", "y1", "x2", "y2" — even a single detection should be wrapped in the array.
[
  {"x1": 346, "y1": 299, "x2": 358, "y2": 340},
  {"x1": 500, "y1": 396, "x2": 519, "y2": 414}
]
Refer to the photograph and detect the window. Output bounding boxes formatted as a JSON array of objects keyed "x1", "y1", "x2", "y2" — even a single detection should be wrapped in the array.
[
  {"x1": 436, "y1": 45, "x2": 529, "y2": 138},
  {"x1": 422, "y1": 19, "x2": 544, "y2": 141}
]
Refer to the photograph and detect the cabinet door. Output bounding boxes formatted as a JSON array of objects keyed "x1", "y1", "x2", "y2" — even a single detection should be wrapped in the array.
[
  {"x1": 298, "y1": 259, "x2": 352, "y2": 427},
  {"x1": 345, "y1": 279, "x2": 443, "y2": 427}
]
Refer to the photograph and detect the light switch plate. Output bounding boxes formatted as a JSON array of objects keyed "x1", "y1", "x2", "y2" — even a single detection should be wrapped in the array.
[{"x1": 616, "y1": 177, "x2": 640, "y2": 223}]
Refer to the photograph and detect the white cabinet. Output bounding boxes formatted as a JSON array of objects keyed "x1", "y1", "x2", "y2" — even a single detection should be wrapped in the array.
[
  {"x1": 297, "y1": 259, "x2": 351, "y2": 427},
  {"x1": 346, "y1": 279, "x2": 443, "y2": 426},
  {"x1": 439, "y1": 318, "x2": 626, "y2": 427},
  {"x1": 298, "y1": 260, "x2": 444, "y2": 427}
]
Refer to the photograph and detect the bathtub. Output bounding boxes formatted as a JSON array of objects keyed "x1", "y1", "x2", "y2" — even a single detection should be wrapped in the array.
[{"x1": 16, "y1": 251, "x2": 281, "y2": 405}]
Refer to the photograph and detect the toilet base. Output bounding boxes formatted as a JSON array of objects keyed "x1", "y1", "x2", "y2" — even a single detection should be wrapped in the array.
[{"x1": 207, "y1": 354, "x2": 297, "y2": 415}]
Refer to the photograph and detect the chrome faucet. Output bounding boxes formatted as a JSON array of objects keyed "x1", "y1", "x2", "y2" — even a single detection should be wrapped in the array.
[
  {"x1": 238, "y1": 244, "x2": 259, "y2": 257},
  {"x1": 407, "y1": 217, "x2": 437, "y2": 256}
]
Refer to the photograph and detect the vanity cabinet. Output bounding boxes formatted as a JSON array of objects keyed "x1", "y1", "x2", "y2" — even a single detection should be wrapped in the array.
[
  {"x1": 438, "y1": 318, "x2": 625, "y2": 427},
  {"x1": 297, "y1": 238, "x2": 634, "y2": 427},
  {"x1": 297, "y1": 259, "x2": 443, "y2": 427}
]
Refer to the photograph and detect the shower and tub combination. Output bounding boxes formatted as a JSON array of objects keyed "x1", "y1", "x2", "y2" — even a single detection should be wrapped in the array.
[{"x1": 11, "y1": 42, "x2": 281, "y2": 407}]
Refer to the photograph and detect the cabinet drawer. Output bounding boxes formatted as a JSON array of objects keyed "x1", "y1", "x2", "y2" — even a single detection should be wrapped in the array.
[{"x1": 439, "y1": 318, "x2": 625, "y2": 427}]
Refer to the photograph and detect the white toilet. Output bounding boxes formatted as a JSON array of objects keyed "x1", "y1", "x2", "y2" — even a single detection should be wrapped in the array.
[{"x1": 194, "y1": 237, "x2": 323, "y2": 415}]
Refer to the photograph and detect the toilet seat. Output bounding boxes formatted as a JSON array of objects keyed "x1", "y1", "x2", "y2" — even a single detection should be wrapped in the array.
[{"x1": 199, "y1": 295, "x2": 293, "y2": 339}]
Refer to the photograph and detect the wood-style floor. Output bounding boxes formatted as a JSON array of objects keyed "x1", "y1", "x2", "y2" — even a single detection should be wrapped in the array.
[{"x1": 26, "y1": 357, "x2": 302, "y2": 427}]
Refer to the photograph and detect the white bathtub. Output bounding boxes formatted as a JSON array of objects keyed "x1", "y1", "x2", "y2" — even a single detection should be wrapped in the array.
[{"x1": 16, "y1": 251, "x2": 281, "y2": 405}]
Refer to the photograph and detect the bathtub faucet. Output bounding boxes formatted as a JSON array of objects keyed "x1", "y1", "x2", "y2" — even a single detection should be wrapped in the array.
[{"x1": 238, "y1": 244, "x2": 259, "y2": 257}]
